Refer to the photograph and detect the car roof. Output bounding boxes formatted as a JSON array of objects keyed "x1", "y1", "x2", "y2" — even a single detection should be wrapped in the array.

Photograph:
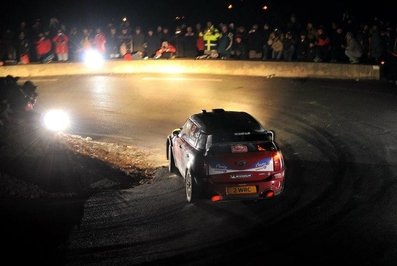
[{"x1": 190, "y1": 109, "x2": 266, "y2": 134}]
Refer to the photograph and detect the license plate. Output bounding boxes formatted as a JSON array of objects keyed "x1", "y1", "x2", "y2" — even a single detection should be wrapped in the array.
[{"x1": 226, "y1": 186, "x2": 257, "y2": 195}]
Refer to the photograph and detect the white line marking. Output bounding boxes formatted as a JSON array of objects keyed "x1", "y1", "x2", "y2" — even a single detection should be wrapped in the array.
[{"x1": 142, "y1": 77, "x2": 223, "y2": 82}]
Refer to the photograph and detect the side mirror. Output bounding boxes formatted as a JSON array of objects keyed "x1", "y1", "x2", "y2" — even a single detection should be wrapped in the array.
[
  {"x1": 172, "y1": 128, "x2": 181, "y2": 137},
  {"x1": 267, "y1": 130, "x2": 275, "y2": 142}
]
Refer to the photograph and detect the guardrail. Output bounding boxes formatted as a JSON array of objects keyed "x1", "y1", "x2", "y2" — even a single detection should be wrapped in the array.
[{"x1": 0, "y1": 59, "x2": 380, "y2": 80}]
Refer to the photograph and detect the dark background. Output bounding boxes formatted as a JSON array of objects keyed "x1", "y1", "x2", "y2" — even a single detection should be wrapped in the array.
[{"x1": 1, "y1": 0, "x2": 393, "y2": 30}]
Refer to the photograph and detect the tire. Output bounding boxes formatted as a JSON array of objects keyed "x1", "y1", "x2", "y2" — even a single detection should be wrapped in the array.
[
  {"x1": 168, "y1": 144, "x2": 177, "y2": 174},
  {"x1": 185, "y1": 170, "x2": 200, "y2": 203}
]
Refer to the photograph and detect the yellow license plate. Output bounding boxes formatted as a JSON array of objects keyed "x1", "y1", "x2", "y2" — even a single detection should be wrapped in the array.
[{"x1": 226, "y1": 186, "x2": 257, "y2": 195}]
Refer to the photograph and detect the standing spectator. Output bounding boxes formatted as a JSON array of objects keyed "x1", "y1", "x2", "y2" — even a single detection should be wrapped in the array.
[
  {"x1": 228, "y1": 23, "x2": 236, "y2": 35},
  {"x1": 356, "y1": 24, "x2": 370, "y2": 63},
  {"x1": 2, "y1": 29, "x2": 17, "y2": 64},
  {"x1": 247, "y1": 24, "x2": 263, "y2": 60},
  {"x1": 314, "y1": 27, "x2": 330, "y2": 62},
  {"x1": 80, "y1": 28, "x2": 93, "y2": 55},
  {"x1": 368, "y1": 25, "x2": 384, "y2": 64},
  {"x1": 94, "y1": 27, "x2": 107, "y2": 55},
  {"x1": 173, "y1": 26, "x2": 185, "y2": 57},
  {"x1": 202, "y1": 22, "x2": 220, "y2": 57},
  {"x1": 119, "y1": 28, "x2": 133, "y2": 58},
  {"x1": 17, "y1": 31, "x2": 30, "y2": 64},
  {"x1": 345, "y1": 32, "x2": 363, "y2": 64},
  {"x1": 107, "y1": 27, "x2": 120, "y2": 59},
  {"x1": 305, "y1": 22, "x2": 317, "y2": 60},
  {"x1": 330, "y1": 26, "x2": 346, "y2": 62},
  {"x1": 262, "y1": 23, "x2": 272, "y2": 60},
  {"x1": 235, "y1": 26, "x2": 248, "y2": 45},
  {"x1": 161, "y1": 27, "x2": 171, "y2": 43},
  {"x1": 48, "y1": 18, "x2": 61, "y2": 38},
  {"x1": 231, "y1": 35, "x2": 247, "y2": 60},
  {"x1": 132, "y1": 26, "x2": 145, "y2": 54},
  {"x1": 271, "y1": 31, "x2": 284, "y2": 60},
  {"x1": 36, "y1": 32, "x2": 53, "y2": 63},
  {"x1": 156, "y1": 25, "x2": 163, "y2": 41},
  {"x1": 295, "y1": 32, "x2": 310, "y2": 61},
  {"x1": 53, "y1": 29, "x2": 69, "y2": 62},
  {"x1": 283, "y1": 31, "x2": 295, "y2": 61},
  {"x1": 385, "y1": 30, "x2": 397, "y2": 84},
  {"x1": 217, "y1": 24, "x2": 233, "y2": 59},
  {"x1": 145, "y1": 29, "x2": 160, "y2": 58},
  {"x1": 68, "y1": 27, "x2": 80, "y2": 61},
  {"x1": 286, "y1": 14, "x2": 301, "y2": 40},
  {"x1": 196, "y1": 23, "x2": 205, "y2": 57},
  {"x1": 183, "y1": 26, "x2": 197, "y2": 58}
]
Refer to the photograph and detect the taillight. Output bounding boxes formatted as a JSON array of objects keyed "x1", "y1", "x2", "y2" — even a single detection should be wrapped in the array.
[
  {"x1": 273, "y1": 152, "x2": 283, "y2": 172},
  {"x1": 211, "y1": 195, "x2": 222, "y2": 201}
]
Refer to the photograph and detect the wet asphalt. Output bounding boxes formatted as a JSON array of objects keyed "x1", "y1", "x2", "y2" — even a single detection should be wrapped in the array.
[{"x1": 5, "y1": 74, "x2": 397, "y2": 265}]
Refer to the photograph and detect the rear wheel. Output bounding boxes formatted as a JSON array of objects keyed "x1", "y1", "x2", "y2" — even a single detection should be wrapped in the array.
[
  {"x1": 185, "y1": 170, "x2": 199, "y2": 203},
  {"x1": 168, "y1": 144, "x2": 177, "y2": 174}
]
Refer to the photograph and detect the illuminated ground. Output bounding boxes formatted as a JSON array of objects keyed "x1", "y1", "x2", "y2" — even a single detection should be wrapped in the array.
[{"x1": 2, "y1": 74, "x2": 397, "y2": 265}]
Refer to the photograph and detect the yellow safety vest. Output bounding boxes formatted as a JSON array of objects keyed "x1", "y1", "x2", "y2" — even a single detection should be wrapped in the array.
[{"x1": 203, "y1": 29, "x2": 220, "y2": 51}]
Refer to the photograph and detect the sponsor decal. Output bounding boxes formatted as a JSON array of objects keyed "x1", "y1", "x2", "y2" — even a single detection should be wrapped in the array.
[
  {"x1": 253, "y1": 158, "x2": 273, "y2": 171},
  {"x1": 230, "y1": 174, "x2": 252, "y2": 179},
  {"x1": 209, "y1": 162, "x2": 229, "y2": 174},
  {"x1": 209, "y1": 157, "x2": 274, "y2": 175},
  {"x1": 215, "y1": 163, "x2": 228, "y2": 170},
  {"x1": 234, "y1": 132, "x2": 251, "y2": 136}
]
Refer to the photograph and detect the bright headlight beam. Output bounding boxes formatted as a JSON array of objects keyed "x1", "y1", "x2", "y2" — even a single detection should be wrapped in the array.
[
  {"x1": 83, "y1": 49, "x2": 104, "y2": 68},
  {"x1": 43, "y1": 110, "x2": 70, "y2": 131}
]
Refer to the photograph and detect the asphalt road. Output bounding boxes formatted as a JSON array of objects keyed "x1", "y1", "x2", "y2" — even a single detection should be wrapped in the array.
[{"x1": 23, "y1": 74, "x2": 397, "y2": 265}]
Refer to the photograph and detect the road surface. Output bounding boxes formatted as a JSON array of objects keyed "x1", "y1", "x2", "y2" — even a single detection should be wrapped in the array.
[{"x1": 17, "y1": 74, "x2": 397, "y2": 265}]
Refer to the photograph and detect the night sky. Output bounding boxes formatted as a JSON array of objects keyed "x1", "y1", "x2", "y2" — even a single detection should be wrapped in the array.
[{"x1": 1, "y1": 0, "x2": 393, "y2": 30}]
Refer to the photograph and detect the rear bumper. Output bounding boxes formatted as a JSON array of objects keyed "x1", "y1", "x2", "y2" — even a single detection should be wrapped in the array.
[{"x1": 203, "y1": 177, "x2": 285, "y2": 200}]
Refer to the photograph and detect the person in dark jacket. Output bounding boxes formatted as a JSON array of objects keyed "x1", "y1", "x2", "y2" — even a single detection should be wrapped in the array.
[
  {"x1": 247, "y1": 24, "x2": 263, "y2": 59},
  {"x1": 283, "y1": 31, "x2": 295, "y2": 61},
  {"x1": 17, "y1": 31, "x2": 30, "y2": 64},
  {"x1": 330, "y1": 26, "x2": 346, "y2": 62},
  {"x1": 183, "y1": 26, "x2": 197, "y2": 58},
  {"x1": 173, "y1": 26, "x2": 184, "y2": 57},
  {"x1": 106, "y1": 27, "x2": 120, "y2": 59},
  {"x1": 217, "y1": 24, "x2": 233, "y2": 59},
  {"x1": 296, "y1": 32, "x2": 310, "y2": 61},
  {"x1": 231, "y1": 35, "x2": 247, "y2": 60},
  {"x1": 145, "y1": 29, "x2": 161, "y2": 58},
  {"x1": 133, "y1": 26, "x2": 145, "y2": 54}
]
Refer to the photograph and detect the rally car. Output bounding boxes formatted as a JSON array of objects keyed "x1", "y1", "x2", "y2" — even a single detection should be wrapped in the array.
[{"x1": 166, "y1": 109, "x2": 285, "y2": 203}]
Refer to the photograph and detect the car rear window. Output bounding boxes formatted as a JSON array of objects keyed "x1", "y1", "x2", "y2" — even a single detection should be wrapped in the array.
[
  {"x1": 211, "y1": 132, "x2": 271, "y2": 143},
  {"x1": 208, "y1": 141, "x2": 276, "y2": 154}
]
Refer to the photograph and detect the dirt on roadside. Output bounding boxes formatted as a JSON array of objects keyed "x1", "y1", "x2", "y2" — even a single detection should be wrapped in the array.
[{"x1": 0, "y1": 111, "x2": 158, "y2": 265}]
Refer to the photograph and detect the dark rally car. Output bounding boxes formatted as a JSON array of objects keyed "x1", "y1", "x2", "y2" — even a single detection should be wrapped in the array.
[{"x1": 167, "y1": 109, "x2": 285, "y2": 203}]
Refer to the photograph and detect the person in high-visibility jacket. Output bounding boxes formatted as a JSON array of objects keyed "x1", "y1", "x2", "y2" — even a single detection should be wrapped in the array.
[{"x1": 202, "y1": 24, "x2": 220, "y2": 56}]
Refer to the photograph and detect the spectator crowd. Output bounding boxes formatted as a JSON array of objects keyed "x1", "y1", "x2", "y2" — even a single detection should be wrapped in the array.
[{"x1": 1, "y1": 12, "x2": 396, "y2": 81}]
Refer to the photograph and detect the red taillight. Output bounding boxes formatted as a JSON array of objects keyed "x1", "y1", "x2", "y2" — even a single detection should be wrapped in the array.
[
  {"x1": 273, "y1": 151, "x2": 284, "y2": 172},
  {"x1": 211, "y1": 195, "x2": 222, "y2": 202},
  {"x1": 265, "y1": 191, "x2": 275, "y2": 198}
]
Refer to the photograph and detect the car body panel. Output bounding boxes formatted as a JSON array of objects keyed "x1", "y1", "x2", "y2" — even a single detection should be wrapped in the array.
[{"x1": 167, "y1": 109, "x2": 285, "y2": 201}]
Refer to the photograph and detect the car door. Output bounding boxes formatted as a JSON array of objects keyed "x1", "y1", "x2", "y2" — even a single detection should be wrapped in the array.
[
  {"x1": 174, "y1": 119, "x2": 199, "y2": 177},
  {"x1": 173, "y1": 120, "x2": 191, "y2": 175}
]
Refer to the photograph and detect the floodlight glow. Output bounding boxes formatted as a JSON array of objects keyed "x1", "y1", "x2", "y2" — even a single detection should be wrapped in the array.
[
  {"x1": 43, "y1": 110, "x2": 70, "y2": 131},
  {"x1": 83, "y1": 49, "x2": 104, "y2": 68}
]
